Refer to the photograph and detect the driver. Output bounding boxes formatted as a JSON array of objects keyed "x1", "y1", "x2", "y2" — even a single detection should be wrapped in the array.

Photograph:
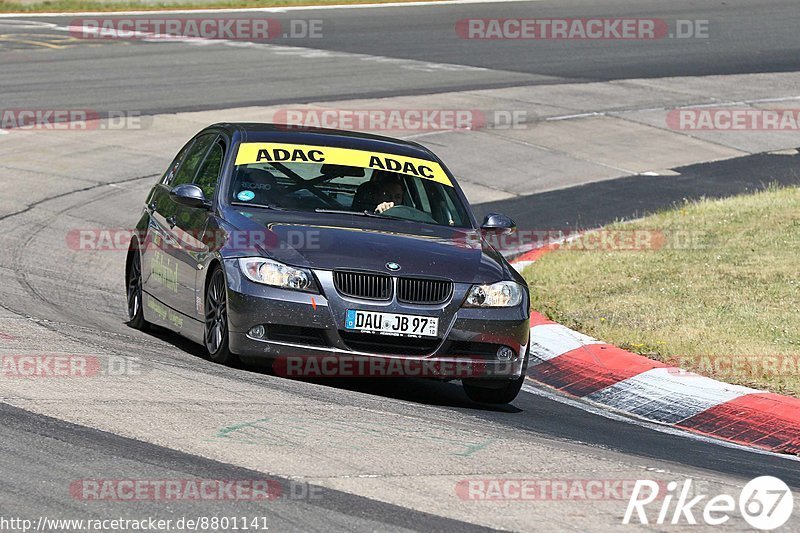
[{"x1": 373, "y1": 175, "x2": 405, "y2": 214}]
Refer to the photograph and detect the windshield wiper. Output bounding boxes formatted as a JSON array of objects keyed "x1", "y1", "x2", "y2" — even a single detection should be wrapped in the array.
[
  {"x1": 232, "y1": 202, "x2": 286, "y2": 210},
  {"x1": 314, "y1": 208, "x2": 381, "y2": 217}
]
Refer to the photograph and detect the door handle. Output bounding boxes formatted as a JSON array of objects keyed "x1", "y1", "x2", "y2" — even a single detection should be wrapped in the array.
[{"x1": 166, "y1": 216, "x2": 177, "y2": 228}]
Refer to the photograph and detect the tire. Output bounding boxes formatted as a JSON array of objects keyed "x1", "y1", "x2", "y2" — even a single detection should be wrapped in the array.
[
  {"x1": 126, "y1": 246, "x2": 149, "y2": 331},
  {"x1": 204, "y1": 266, "x2": 237, "y2": 365},
  {"x1": 462, "y1": 343, "x2": 529, "y2": 404}
]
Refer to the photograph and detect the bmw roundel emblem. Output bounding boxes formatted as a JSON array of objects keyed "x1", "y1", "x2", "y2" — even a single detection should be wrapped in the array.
[{"x1": 385, "y1": 262, "x2": 401, "y2": 272}]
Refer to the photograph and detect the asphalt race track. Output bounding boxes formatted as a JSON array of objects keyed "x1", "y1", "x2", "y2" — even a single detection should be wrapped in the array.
[
  {"x1": 1, "y1": 0, "x2": 799, "y2": 113},
  {"x1": 0, "y1": 0, "x2": 799, "y2": 531}
]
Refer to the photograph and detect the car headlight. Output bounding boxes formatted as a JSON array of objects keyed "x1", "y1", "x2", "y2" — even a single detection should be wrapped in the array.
[
  {"x1": 464, "y1": 281, "x2": 523, "y2": 307},
  {"x1": 238, "y1": 257, "x2": 316, "y2": 292}
]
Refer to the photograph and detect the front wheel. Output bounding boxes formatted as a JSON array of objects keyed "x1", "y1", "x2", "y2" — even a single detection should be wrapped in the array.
[
  {"x1": 126, "y1": 247, "x2": 149, "y2": 330},
  {"x1": 204, "y1": 267, "x2": 237, "y2": 365}
]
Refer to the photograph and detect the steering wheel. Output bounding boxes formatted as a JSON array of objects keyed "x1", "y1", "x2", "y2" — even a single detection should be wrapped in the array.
[{"x1": 380, "y1": 205, "x2": 438, "y2": 224}]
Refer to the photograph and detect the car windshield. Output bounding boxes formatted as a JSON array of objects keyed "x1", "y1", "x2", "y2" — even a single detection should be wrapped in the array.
[{"x1": 229, "y1": 156, "x2": 472, "y2": 228}]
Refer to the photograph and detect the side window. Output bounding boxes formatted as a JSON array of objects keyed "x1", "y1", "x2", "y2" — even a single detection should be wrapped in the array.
[
  {"x1": 194, "y1": 141, "x2": 224, "y2": 199},
  {"x1": 162, "y1": 140, "x2": 194, "y2": 184},
  {"x1": 170, "y1": 133, "x2": 215, "y2": 187},
  {"x1": 441, "y1": 187, "x2": 466, "y2": 226},
  {"x1": 407, "y1": 176, "x2": 431, "y2": 212}
]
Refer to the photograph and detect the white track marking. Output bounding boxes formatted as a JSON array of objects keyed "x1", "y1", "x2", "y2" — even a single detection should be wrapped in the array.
[
  {"x1": 506, "y1": 229, "x2": 585, "y2": 264},
  {"x1": 770, "y1": 148, "x2": 800, "y2": 156},
  {"x1": 0, "y1": 0, "x2": 539, "y2": 18},
  {"x1": 546, "y1": 95, "x2": 800, "y2": 122},
  {"x1": 511, "y1": 259, "x2": 534, "y2": 273},
  {"x1": 0, "y1": 20, "x2": 58, "y2": 28},
  {"x1": 529, "y1": 323, "x2": 603, "y2": 362},
  {"x1": 521, "y1": 382, "x2": 800, "y2": 462},
  {"x1": 584, "y1": 367, "x2": 762, "y2": 424},
  {"x1": 55, "y1": 23, "x2": 487, "y2": 73}
]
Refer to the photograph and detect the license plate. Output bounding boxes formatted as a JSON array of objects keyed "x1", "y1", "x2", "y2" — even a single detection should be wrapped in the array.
[{"x1": 345, "y1": 309, "x2": 438, "y2": 338}]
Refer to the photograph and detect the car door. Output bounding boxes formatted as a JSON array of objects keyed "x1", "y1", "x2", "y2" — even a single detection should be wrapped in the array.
[
  {"x1": 143, "y1": 132, "x2": 216, "y2": 320},
  {"x1": 140, "y1": 138, "x2": 192, "y2": 301},
  {"x1": 173, "y1": 136, "x2": 226, "y2": 322}
]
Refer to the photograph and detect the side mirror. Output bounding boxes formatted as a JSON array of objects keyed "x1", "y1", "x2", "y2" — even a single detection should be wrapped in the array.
[
  {"x1": 170, "y1": 184, "x2": 210, "y2": 209},
  {"x1": 481, "y1": 212, "x2": 516, "y2": 235}
]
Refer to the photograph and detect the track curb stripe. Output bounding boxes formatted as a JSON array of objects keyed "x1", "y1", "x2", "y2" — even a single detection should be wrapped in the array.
[
  {"x1": 584, "y1": 368, "x2": 758, "y2": 425},
  {"x1": 677, "y1": 393, "x2": 800, "y2": 455},
  {"x1": 520, "y1": 278, "x2": 800, "y2": 454}
]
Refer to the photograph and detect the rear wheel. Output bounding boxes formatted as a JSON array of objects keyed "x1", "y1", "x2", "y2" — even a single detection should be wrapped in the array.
[
  {"x1": 204, "y1": 267, "x2": 237, "y2": 365},
  {"x1": 462, "y1": 343, "x2": 529, "y2": 404},
  {"x1": 126, "y1": 247, "x2": 149, "y2": 330}
]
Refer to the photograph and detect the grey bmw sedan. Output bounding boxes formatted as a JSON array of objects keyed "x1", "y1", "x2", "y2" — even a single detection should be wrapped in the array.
[{"x1": 126, "y1": 123, "x2": 530, "y2": 403}]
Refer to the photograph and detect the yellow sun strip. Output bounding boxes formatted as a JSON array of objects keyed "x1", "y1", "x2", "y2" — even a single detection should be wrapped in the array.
[{"x1": 234, "y1": 142, "x2": 452, "y2": 187}]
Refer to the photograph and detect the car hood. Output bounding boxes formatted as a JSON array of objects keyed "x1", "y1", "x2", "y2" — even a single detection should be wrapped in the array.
[{"x1": 224, "y1": 210, "x2": 510, "y2": 284}]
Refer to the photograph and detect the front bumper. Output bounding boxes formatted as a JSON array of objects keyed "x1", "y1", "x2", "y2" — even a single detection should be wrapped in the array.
[{"x1": 223, "y1": 260, "x2": 530, "y2": 380}]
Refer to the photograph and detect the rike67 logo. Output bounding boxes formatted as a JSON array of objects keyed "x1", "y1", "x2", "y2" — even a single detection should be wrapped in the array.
[{"x1": 624, "y1": 476, "x2": 794, "y2": 529}]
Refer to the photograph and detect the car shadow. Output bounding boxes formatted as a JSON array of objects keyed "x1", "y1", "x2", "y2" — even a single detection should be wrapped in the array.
[
  {"x1": 265, "y1": 374, "x2": 523, "y2": 413},
  {"x1": 138, "y1": 322, "x2": 210, "y2": 360},
  {"x1": 131, "y1": 322, "x2": 522, "y2": 413}
]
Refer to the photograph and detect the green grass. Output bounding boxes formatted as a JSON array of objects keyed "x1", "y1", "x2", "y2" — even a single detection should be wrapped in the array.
[
  {"x1": 523, "y1": 185, "x2": 800, "y2": 396},
  {"x1": 0, "y1": 0, "x2": 435, "y2": 13}
]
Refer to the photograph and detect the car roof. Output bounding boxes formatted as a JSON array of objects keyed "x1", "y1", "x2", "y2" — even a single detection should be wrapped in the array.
[{"x1": 208, "y1": 122, "x2": 441, "y2": 161}]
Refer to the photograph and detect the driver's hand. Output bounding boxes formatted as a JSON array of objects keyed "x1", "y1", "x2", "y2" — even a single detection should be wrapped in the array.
[{"x1": 374, "y1": 201, "x2": 395, "y2": 214}]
